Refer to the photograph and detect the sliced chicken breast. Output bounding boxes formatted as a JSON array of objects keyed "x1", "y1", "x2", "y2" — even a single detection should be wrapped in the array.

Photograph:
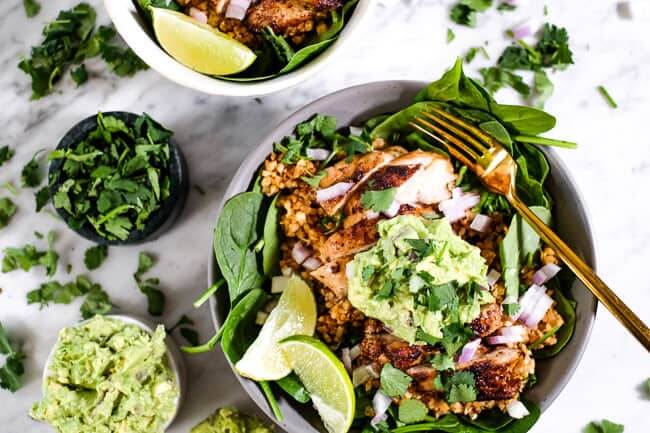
[
  {"x1": 320, "y1": 218, "x2": 379, "y2": 262},
  {"x1": 246, "y1": 0, "x2": 343, "y2": 36},
  {"x1": 311, "y1": 259, "x2": 349, "y2": 298}
]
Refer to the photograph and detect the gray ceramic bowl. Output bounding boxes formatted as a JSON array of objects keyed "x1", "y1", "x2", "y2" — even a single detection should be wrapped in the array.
[{"x1": 207, "y1": 81, "x2": 598, "y2": 432}]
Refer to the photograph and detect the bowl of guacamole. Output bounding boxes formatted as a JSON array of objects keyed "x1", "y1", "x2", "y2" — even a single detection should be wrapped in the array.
[{"x1": 31, "y1": 315, "x2": 185, "y2": 433}]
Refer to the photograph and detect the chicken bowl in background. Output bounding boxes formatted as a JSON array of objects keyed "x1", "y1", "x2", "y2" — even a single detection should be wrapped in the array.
[
  {"x1": 206, "y1": 72, "x2": 597, "y2": 433},
  {"x1": 105, "y1": 0, "x2": 373, "y2": 96}
]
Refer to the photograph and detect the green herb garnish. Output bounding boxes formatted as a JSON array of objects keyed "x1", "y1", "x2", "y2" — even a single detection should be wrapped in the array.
[
  {"x1": 35, "y1": 186, "x2": 50, "y2": 212},
  {"x1": 133, "y1": 252, "x2": 165, "y2": 316},
  {"x1": 71, "y1": 64, "x2": 89, "y2": 86},
  {"x1": 585, "y1": 420, "x2": 624, "y2": 433},
  {"x1": 21, "y1": 151, "x2": 44, "y2": 188},
  {"x1": 0, "y1": 198, "x2": 17, "y2": 229},
  {"x1": 27, "y1": 275, "x2": 112, "y2": 319},
  {"x1": 446, "y1": 371, "x2": 477, "y2": 403},
  {"x1": 0, "y1": 322, "x2": 25, "y2": 393},
  {"x1": 50, "y1": 112, "x2": 173, "y2": 241},
  {"x1": 23, "y1": 0, "x2": 41, "y2": 17},
  {"x1": 2, "y1": 231, "x2": 58, "y2": 276},
  {"x1": 398, "y1": 399, "x2": 429, "y2": 424},
  {"x1": 379, "y1": 363, "x2": 412, "y2": 397},
  {"x1": 84, "y1": 245, "x2": 108, "y2": 270},
  {"x1": 0, "y1": 146, "x2": 14, "y2": 166},
  {"x1": 447, "y1": 28, "x2": 455, "y2": 43},
  {"x1": 360, "y1": 187, "x2": 397, "y2": 212},
  {"x1": 597, "y1": 85, "x2": 618, "y2": 109}
]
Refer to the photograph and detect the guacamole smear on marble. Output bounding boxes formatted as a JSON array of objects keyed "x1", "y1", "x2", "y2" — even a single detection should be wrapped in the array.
[
  {"x1": 30, "y1": 315, "x2": 179, "y2": 433},
  {"x1": 347, "y1": 215, "x2": 492, "y2": 343},
  {"x1": 191, "y1": 407, "x2": 273, "y2": 433}
]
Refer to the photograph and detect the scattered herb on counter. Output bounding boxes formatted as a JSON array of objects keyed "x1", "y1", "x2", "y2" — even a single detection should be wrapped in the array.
[
  {"x1": 0, "y1": 146, "x2": 14, "y2": 166},
  {"x1": 0, "y1": 322, "x2": 26, "y2": 393},
  {"x1": 84, "y1": 245, "x2": 108, "y2": 270},
  {"x1": 2, "y1": 183, "x2": 18, "y2": 195},
  {"x1": 585, "y1": 420, "x2": 625, "y2": 433},
  {"x1": 464, "y1": 45, "x2": 489, "y2": 63},
  {"x1": 597, "y1": 85, "x2": 618, "y2": 109},
  {"x1": 71, "y1": 64, "x2": 88, "y2": 86},
  {"x1": 27, "y1": 275, "x2": 113, "y2": 318},
  {"x1": 447, "y1": 28, "x2": 455, "y2": 43},
  {"x1": 23, "y1": 0, "x2": 41, "y2": 17},
  {"x1": 168, "y1": 314, "x2": 200, "y2": 346},
  {"x1": 2, "y1": 231, "x2": 59, "y2": 277},
  {"x1": 50, "y1": 112, "x2": 173, "y2": 241},
  {"x1": 480, "y1": 23, "x2": 574, "y2": 107},
  {"x1": 21, "y1": 150, "x2": 45, "y2": 188},
  {"x1": 18, "y1": 3, "x2": 147, "y2": 99},
  {"x1": 0, "y1": 198, "x2": 17, "y2": 229},
  {"x1": 35, "y1": 186, "x2": 50, "y2": 212},
  {"x1": 190, "y1": 407, "x2": 274, "y2": 433},
  {"x1": 450, "y1": 0, "x2": 515, "y2": 27},
  {"x1": 133, "y1": 252, "x2": 165, "y2": 316}
]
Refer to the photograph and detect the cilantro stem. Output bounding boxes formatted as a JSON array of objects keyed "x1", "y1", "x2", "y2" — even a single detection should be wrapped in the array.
[
  {"x1": 192, "y1": 279, "x2": 225, "y2": 309},
  {"x1": 180, "y1": 329, "x2": 222, "y2": 354},
  {"x1": 597, "y1": 85, "x2": 618, "y2": 109},
  {"x1": 514, "y1": 135, "x2": 578, "y2": 149},
  {"x1": 260, "y1": 381, "x2": 284, "y2": 421}
]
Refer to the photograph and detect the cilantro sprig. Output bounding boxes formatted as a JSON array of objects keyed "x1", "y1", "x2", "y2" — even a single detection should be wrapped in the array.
[
  {"x1": 379, "y1": 363, "x2": 412, "y2": 397},
  {"x1": 84, "y1": 245, "x2": 108, "y2": 270},
  {"x1": 134, "y1": 252, "x2": 166, "y2": 316},
  {"x1": 0, "y1": 323, "x2": 25, "y2": 393},
  {"x1": 2, "y1": 231, "x2": 58, "y2": 277},
  {"x1": 27, "y1": 275, "x2": 113, "y2": 319},
  {"x1": 0, "y1": 198, "x2": 17, "y2": 229},
  {"x1": 50, "y1": 112, "x2": 173, "y2": 241}
]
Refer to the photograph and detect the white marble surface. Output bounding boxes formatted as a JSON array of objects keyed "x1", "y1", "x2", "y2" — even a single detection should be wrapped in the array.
[{"x1": 0, "y1": 0, "x2": 649, "y2": 432}]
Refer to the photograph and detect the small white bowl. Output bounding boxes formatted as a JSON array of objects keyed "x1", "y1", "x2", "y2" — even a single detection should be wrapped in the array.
[
  {"x1": 42, "y1": 314, "x2": 186, "y2": 431},
  {"x1": 104, "y1": 0, "x2": 374, "y2": 97}
]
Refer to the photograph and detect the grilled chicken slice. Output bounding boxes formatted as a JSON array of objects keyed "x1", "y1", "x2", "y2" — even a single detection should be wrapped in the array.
[
  {"x1": 311, "y1": 259, "x2": 349, "y2": 298},
  {"x1": 471, "y1": 303, "x2": 505, "y2": 337},
  {"x1": 407, "y1": 365, "x2": 438, "y2": 392},
  {"x1": 318, "y1": 147, "x2": 406, "y2": 216},
  {"x1": 359, "y1": 331, "x2": 436, "y2": 371},
  {"x1": 457, "y1": 347, "x2": 535, "y2": 400},
  {"x1": 246, "y1": 0, "x2": 342, "y2": 36},
  {"x1": 320, "y1": 217, "x2": 379, "y2": 262},
  {"x1": 343, "y1": 150, "x2": 455, "y2": 227}
]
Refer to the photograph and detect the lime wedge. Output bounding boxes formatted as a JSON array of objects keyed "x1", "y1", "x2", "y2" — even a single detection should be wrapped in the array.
[
  {"x1": 235, "y1": 276, "x2": 316, "y2": 381},
  {"x1": 280, "y1": 336, "x2": 355, "y2": 433},
  {"x1": 151, "y1": 8, "x2": 256, "y2": 75}
]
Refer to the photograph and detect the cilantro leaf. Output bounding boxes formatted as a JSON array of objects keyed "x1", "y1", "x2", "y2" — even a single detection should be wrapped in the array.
[
  {"x1": 360, "y1": 188, "x2": 397, "y2": 212},
  {"x1": 447, "y1": 28, "x2": 455, "y2": 44},
  {"x1": 0, "y1": 146, "x2": 14, "y2": 167},
  {"x1": 585, "y1": 420, "x2": 624, "y2": 433},
  {"x1": 450, "y1": 4, "x2": 477, "y2": 27},
  {"x1": 35, "y1": 187, "x2": 50, "y2": 212},
  {"x1": 537, "y1": 23, "x2": 574, "y2": 67},
  {"x1": 0, "y1": 323, "x2": 25, "y2": 392},
  {"x1": 71, "y1": 64, "x2": 88, "y2": 86},
  {"x1": 380, "y1": 363, "x2": 412, "y2": 397},
  {"x1": 301, "y1": 171, "x2": 326, "y2": 188},
  {"x1": 2, "y1": 239, "x2": 58, "y2": 277},
  {"x1": 441, "y1": 324, "x2": 472, "y2": 356},
  {"x1": 80, "y1": 286, "x2": 113, "y2": 319},
  {"x1": 446, "y1": 371, "x2": 477, "y2": 403},
  {"x1": 0, "y1": 198, "x2": 17, "y2": 229},
  {"x1": 133, "y1": 252, "x2": 165, "y2": 316},
  {"x1": 23, "y1": 0, "x2": 41, "y2": 17},
  {"x1": 100, "y1": 44, "x2": 149, "y2": 77},
  {"x1": 275, "y1": 114, "x2": 339, "y2": 164},
  {"x1": 21, "y1": 151, "x2": 44, "y2": 188},
  {"x1": 398, "y1": 399, "x2": 428, "y2": 424},
  {"x1": 480, "y1": 67, "x2": 530, "y2": 96},
  {"x1": 136, "y1": 252, "x2": 155, "y2": 276},
  {"x1": 27, "y1": 276, "x2": 113, "y2": 318},
  {"x1": 431, "y1": 353, "x2": 455, "y2": 371},
  {"x1": 84, "y1": 245, "x2": 108, "y2": 270},
  {"x1": 464, "y1": 46, "x2": 489, "y2": 63}
]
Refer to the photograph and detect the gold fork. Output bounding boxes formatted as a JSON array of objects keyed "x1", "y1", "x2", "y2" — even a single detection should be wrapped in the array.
[{"x1": 411, "y1": 107, "x2": 650, "y2": 352}]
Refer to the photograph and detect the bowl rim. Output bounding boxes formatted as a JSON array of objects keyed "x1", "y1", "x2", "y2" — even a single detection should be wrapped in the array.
[
  {"x1": 206, "y1": 80, "x2": 599, "y2": 432},
  {"x1": 41, "y1": 313, "x2": 186, "y2": 430},
  {"x1": 104, "y1": 0, "x2": 375, "y2": 97}
]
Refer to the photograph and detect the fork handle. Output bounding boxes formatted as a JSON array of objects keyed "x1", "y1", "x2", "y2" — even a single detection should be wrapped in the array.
[{"x1": 509, "y1": 195, "x2": 650, "y2": 352}]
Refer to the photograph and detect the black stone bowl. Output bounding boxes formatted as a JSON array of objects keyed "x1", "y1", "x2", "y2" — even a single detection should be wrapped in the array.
[{"x1": 49, "y1": 111, "x2": 189, "y2": 245}]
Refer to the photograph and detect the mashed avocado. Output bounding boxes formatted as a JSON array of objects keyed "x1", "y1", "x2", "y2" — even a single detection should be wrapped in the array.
[
  {"x1": 30, "y1": 315, "x2": 179, "y2": 433},
  {"x1": 191, "y1": 407, "x2": 273, "y2": 433},
  {"x1": 347, "y1": 215, "x2": 492, "y2": 343}
]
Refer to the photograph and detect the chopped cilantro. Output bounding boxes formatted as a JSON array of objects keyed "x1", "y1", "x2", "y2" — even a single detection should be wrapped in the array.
[
  {"x1": 2, "y1": 232, "x2": 58, "y2": 277},
  {"x1": 375, "y1": 279, "x2": 395, "y2": 300},
  {"x1": 301, "y1": 171, "x2": 326, "y2": 188},
  {"x1": 21, "y1": 151, "x2": 44, "y2": 188},
  {"x1": 27, "y1": 275, "x2": 113, "y2": 319},
  {"x1": 133, "y1": 252, "x2": 165, "y2": 316},
  {"x1": 441, "y1": 324, "x2": 473, "y2": 356},
  {"x1": 360, "y1": 187, "x2": 397, "y2": 213},
  {"x1": 275, "y1": 114, "x2": 338, "y2": 164},
  {"x1": 84, "y1": 245, "x2": 109, "y2": 270},
  {"x1": 447, "y1": 28, "x2": 455, "y2": 43},
  {"x1": 464, "y1": 46, "x2": 489, "y2": 63},
  {"x1": 450, "y1": 4, "x2": 477, "y2": 27},
  {"x1": 0, "y1": 322, "x2": 25, "y2": 393},
  {"x1": 480, "y1": 67, "x2": 530, "y2": 97},
  {"x1": 398, "y1": 399, "x2": 428, "y2": 424},
  {"x1": 379, "y1": 363, "x2": 412, "y2": 397},
  {"x1": 597, "y1": 85, "x2": 618, "y2": 109},
  {"x1": 23, "y1": 0, "x2": 41, "y2": 17},
  {"x1": 362, "y1": 265, "x2": 375, "y2": 281},
  {"x1": 446, "y1": 371, "x2": 477, "y2": 403},
  {"x1": 0, "y1": 146, "x2": 14, "y2": 166},
  {"x1": 100, "y1": 43, "x2": 149, "y2": 77},
  {"x1": 431, "y1": 353, "x2": 455, "y2": 371},
  {"x1": 585, "y1": 420, "x2": 624, "y2": 433},
  {"x1": 0, "y1": 198, "x2": 17, "y2": 229},
  {"x1": 71, "y1": 64, "x2": 89, "y2": 86},
  {"x1": 50, "y1": 112, "x2": 173, "y2": 241},
  {"x1": 34, "y1": 187, "x2": 50, "y2": 212}
]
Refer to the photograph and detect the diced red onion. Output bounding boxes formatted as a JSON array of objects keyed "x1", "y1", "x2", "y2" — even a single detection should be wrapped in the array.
[
  {"x1": 366, "y1": 210, "x2": 380, "y2": 220},
  {"x1": 225, "y1": 0, "x2": 251, "y2": 20},
  {"x1": 189, "y1": 7, "x2": 208, "y2": 23},
  {"x1": 352, "y1": 365, "x2": 379, "y2": 387},
  {"x1": 371, "y1": 391, "x2": 392, "y2": 426},
  {"x1": 409, "y1": 275, "x2": 426, "y2": 293},
  {"x1": 532, "y1": 263, "x2": 561, "y2": 286},
  {"x1": 382, "y1": 200, "x2": 400, "y2": 218},
  {"x1": 291, "y1": 242, "x2": 312, "y2": 265},
  {"x1": 487, "y1": 269, "x2": 501, "y2": 286},
  {"x1": 349, "y1": 126, "x2": 363, "y2": 136},
  {"x1": 487, "y1": 335, "x2": 521, "y2": 345},
  {"x1": 457, "y1": 338, "x2": 481, "y2": 363},
  {"x1": 350, "y1": 344, "x2": 361, "y2": 360},
  {"x1": 255, "y1": 311, "x2": 268, "y2": 325},
  {"x1": 306, "y1": 148, "x2": 331, "y2": 161},
  {"x1": 439, "y1": 189, "x2": 480, "y2": 223},
  {"x1": 271, "y1": 276, "x2": 291, "y2": 294},
  {"x1": 512, "y1": 25, "x2": 531, "y2": 39},
  {"x1": 522, "y1": 292, "x2": 554, "y2": 328},
  {"x1": 499, "y1": 325, "x2": 527, "y2": 339},
  {"x1": 341, "y1": 348, "x2": 352, "y2": 372},
  {"x1": 469, "y1": 214, "x2": 492, "y2": 232},
  {"x1": 303, "y1": 257, "x2": 322, "y2": 271},
  {"x1": 316, "y1": 182, "x2": 354, "y2": 203},
  {"x1": 507, "y1": 400, "x2": 530, "y2": 419},
  {"x1": 510, "y1": 284, "x2": 545, "y2": 320}
]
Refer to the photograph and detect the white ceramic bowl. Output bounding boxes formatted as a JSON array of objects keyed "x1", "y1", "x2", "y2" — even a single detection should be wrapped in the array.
[
  {"x1": 104, "y1": 0, "x2": 374, "y2": 97},
  {"x1": 42, "y1": 314, "x2": 186, "y2": 431}
]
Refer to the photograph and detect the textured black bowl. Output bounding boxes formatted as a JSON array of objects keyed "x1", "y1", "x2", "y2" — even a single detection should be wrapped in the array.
[{"x1": 49, "y1": 111, "x2": 189, "y2": 245}]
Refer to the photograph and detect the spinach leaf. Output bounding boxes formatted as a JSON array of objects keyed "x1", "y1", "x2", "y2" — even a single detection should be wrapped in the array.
[
  {"x1": 220, "y1": 289, "x2": 270, "y2": 363},
  {"x1": 262, "y1": 195, "x2": 281, "y2": 277},
  {"x1": 214, "y1": 192, "x2": 265, "y2": 303},
  {"x1": 371, "y1": 101, "x2": 444, "y2": 141},
  {"x1": 479, "y1": 120, "x2": 513, "y2": 150},
  {"x1": 276, "y1": 373, "x2": 311, "y2": 403},
  {"x1": 491, "y1": 104, "x2": 556, "y2": 135},
  {"x1": 519, "y1": 206, "x2": 551, "y2": 263},
  {"x1": 534, "y1": 279, "x2": 576, "y2": 358},
  {"x1": 260, "y1": 381, "x2": 283, "y2": 421},
  {"x1": 279, "y1": 39, "x2": 335, "y2": 74}
]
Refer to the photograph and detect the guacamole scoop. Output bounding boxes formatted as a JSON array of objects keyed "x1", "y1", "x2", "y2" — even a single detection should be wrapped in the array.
[
  {"x1": 347, "y1": 215, "x2": 492, "y2": 343},
  {"x1": 191, "y1": 407, "x2": 273, "y2": 433},
  {"x1": 31, "y1": 315, "x2": 180, "y2": 433}
]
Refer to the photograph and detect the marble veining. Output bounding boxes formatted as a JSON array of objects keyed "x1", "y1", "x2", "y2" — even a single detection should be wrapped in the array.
[{"x1": 1, "y1": 1, "x2": 648, "y2": 432}]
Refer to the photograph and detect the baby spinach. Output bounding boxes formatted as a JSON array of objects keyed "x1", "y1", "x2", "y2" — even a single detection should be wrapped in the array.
[
  {"x1": 214, "y1": 192, "x2": 265, "y2": 304},
  {"x1": 220, "y1": 289, "x2": 270, "y2": 363},
  {"x1": 534, "y1": 278, "x2": 577, "y2": 358},
  {"x1": 262, "y1": 195, "x2": 281, "y2": 277},
  {"x1": 276, "y1": 373, "x2": 311, "y2": 403},
  {"x1": 260, "y1": 381, "x2": 283, "y2": 421}
]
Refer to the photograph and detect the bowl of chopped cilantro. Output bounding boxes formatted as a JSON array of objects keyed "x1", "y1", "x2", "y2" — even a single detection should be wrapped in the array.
[{"x1": 48, "y1": 111, "x2": 189, "y2": 245}]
